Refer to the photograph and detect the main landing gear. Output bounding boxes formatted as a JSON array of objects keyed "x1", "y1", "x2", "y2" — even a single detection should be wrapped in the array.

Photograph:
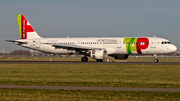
[
  {"x1": 81, "y1": 57, "x2": 88, "y2": 62},
  {"x1": 154, "y1": 54, "x2": 159, "y2": 63}
]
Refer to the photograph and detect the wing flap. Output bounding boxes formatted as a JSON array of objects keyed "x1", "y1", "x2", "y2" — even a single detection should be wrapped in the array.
[{"x1": 52, "y1": 44, "x2": 99, "y2": 52}]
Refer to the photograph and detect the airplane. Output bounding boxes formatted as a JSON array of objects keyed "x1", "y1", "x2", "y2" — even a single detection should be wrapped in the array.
[{"x1": 6, "y1": 14, "x2": 177, "y2": 63}]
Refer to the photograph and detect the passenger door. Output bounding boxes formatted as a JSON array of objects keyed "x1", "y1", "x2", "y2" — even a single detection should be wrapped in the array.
[
  {"x1": 117, "y1": 40, "x2": 121, "y2": 48},
  {"x1": 77, "y1": 40, "x2": 81, "y2": 46},
  {"x1": 151, "y1": 39, "x2": 156, "y2": 48}
]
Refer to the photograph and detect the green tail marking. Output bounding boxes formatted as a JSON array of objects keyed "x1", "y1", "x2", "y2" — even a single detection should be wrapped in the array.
[{"x1": 17, "y1": 15, "x2": 22, "y2": 39}]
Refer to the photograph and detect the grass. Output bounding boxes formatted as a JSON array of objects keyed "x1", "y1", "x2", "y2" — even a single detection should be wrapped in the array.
[
  {"x1": 0, "y1": 64, "x2": 180, "y2": 88},
  {"x1": 0, "y1": 89, "x2": 180, "y2": 101},
  {"x1": 0, "y1": 56, "x2": 180, "y2": 62}
]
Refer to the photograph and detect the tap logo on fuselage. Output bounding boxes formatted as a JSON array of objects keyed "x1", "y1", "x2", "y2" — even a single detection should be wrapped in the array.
[{"x1": 123, "y1": 38, "x2": 149, "y2": 54}]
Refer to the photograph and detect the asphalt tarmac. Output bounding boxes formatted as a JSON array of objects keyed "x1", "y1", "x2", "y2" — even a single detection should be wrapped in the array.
[
  {"x1": 0, "y1": 61, "x2": 180, "y2": 65},
  {"x1": 0, "y1": 85, "x2": 180, "y2": 92}
]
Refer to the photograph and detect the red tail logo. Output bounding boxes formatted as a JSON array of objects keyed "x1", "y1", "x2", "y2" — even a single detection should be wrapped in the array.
[{"x1": 21, "y1": 15, "x2": 34, "y2": 39}]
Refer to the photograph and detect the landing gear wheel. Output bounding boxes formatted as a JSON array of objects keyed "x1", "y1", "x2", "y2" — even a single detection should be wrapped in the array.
[
  {"x1": 96, "y1": 59, "x2": 103, "y2": 62},
  {"x1": 81, "y1": 57, "x2": 88, "y2": 62},
  {"x1": 154, "y1": 59, "x2": 159, "y2": 63}
]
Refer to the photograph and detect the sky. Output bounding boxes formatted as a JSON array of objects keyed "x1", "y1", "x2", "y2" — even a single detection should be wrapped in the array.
[{"x1": 0, "y1": 0, "x2": 180, "y2": 52}]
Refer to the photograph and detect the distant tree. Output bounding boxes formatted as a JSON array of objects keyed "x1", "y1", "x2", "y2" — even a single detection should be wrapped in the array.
[{"x1": 9, "y1": 50, "x2": 31, "y2": 56}]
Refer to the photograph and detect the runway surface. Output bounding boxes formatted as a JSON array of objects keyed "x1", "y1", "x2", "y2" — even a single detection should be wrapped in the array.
[
  {"x1": 0, "y1": 61, "x2": 180, "y2": 65},
  {"x1": 0, "y1": 85, "x2": 180, "y2": 92}
]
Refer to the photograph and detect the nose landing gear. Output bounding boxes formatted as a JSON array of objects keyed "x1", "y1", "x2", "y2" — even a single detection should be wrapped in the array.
[
  {"x1": 154, "y1": 54, "x2": 159, "y2": 63},
  {"x1": 154, "y1": 58, "x2": 159, "y2": 63}
]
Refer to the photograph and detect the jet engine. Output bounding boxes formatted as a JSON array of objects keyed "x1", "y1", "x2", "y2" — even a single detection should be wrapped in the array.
[
  {"x1": 90, "y1": 49, "x2": 107, "y2": 59},
  {"x1": 110, "y1": 54, "x2": 129, "y2": 60}
]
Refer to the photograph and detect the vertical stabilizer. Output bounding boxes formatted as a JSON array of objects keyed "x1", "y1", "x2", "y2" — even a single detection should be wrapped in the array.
[{"x1": 17, "y1": 14, "x2": 41, "y2": 39}]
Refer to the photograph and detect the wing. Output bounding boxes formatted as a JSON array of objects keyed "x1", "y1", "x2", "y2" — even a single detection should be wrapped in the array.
[
  {"x1": 6, "y1": 40, "x2": 27, "y2": 44},
  {"x1": 52, "y1": 44, "x2": 103, "y2": 52}
]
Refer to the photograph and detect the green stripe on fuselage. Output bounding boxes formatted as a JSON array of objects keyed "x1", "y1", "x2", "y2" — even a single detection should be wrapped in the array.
[
  {"x1": 123, "y1": 38, "x2": 138, "y2": 54},
  {"x1": 17, "y1": 15, "x2": 22, "y2": 39}
]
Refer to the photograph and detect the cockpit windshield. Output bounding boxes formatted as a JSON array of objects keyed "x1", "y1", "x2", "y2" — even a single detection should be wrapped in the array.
[{"x1": 161, "y1": 41, "x2": 171, "y2": 44}]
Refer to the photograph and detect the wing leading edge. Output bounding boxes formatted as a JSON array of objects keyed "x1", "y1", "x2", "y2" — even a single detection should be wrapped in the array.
[{"x1": 51, "y1": 44, "x2": 104, "y2": 52}]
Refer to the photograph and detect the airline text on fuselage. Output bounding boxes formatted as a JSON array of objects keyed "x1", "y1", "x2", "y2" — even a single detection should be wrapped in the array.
[{"x1": 97, "y1": 39, "x2": 117, "y2": 44}]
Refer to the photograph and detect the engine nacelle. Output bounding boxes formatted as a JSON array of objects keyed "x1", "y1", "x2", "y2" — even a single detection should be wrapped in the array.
[
  {"x1": 110, "y1": 54, "x2": 129, "y2": 60},
  {"x1": 90, "y1": 49, "x2": 107, "y2": 59}
]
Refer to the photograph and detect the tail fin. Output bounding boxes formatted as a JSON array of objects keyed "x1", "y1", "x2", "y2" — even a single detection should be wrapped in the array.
[{"x1": 17, "y1": 14, "x2": 41, "y2": 39}]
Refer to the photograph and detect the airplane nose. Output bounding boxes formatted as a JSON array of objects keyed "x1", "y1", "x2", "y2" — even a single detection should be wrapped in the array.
[{"x1": 171, "y1": 45, "x2": 177, "y2": 52}]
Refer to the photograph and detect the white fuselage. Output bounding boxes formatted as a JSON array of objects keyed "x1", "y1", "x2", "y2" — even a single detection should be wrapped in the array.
[{"x1": 17, "y1": 37, "x2": 177, "y2": 55}]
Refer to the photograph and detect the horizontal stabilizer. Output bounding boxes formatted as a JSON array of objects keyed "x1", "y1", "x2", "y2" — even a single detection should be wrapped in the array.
[{"x1": 6, "y1": 40, "x2": 28, "y2": 44}]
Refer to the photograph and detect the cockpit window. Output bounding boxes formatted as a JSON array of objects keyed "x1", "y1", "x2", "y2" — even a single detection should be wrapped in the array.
[{"x1": 161, "y1": 41, "x2": 171, "y2": 44}]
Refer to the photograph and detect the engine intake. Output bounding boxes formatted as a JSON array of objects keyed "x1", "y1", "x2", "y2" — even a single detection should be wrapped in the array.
[{"x1": 90, "y1": 49, "x2": 107, "y2": 59}]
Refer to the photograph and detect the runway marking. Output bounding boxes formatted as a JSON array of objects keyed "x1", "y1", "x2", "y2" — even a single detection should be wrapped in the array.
[{"x1": 0, "y1": 85, "x2": 180, "y2": 92}]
